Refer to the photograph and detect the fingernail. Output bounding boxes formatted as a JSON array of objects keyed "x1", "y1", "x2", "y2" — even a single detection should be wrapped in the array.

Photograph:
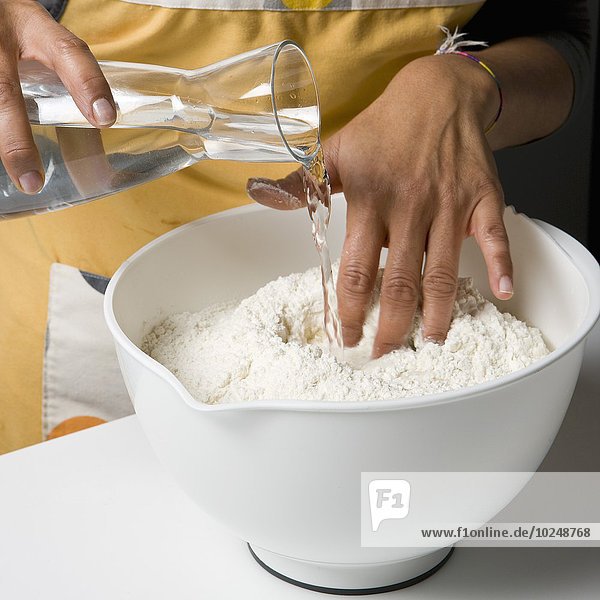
[
  {"x1": 424, "y1": 336, "x2": 444, "y2": 345},
  {"x1": 92, "y1": 98, "x2": 116, "y2": 126},
  {"x1": 19, "y1": 171, "x2": 43, "y2": 194},
  {"x1": 498, "y1": 275, "x2": 513, "y2": 296}
]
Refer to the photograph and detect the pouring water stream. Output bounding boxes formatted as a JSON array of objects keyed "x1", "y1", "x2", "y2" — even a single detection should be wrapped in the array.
[{"x1": 302, "y1": 147, "x2": 344, "y2": 359}]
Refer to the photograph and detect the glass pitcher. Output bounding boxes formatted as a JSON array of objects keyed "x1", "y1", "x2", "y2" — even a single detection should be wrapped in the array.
[{"x1": 0, "y1": 40, "x2": 320, "y2": 219}]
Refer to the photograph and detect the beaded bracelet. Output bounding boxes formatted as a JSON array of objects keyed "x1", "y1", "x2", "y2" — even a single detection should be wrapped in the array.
[{"x1": 435, "y1": 26, "x2": 503, "y2": 134}]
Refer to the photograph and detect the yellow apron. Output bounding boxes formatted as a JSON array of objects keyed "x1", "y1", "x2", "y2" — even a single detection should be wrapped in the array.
[{"x1": 0, "y1": 0, "x2": 483, "y2": 453}]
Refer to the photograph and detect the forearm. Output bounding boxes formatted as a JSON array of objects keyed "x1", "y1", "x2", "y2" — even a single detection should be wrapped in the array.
[
  {"x1": 391, "y1": 34, "x2": 577, "y2": 155},
  {"x1": 476, "y1": 36, "x2": 575, "y2": 151},
  {"x1": 464, "y1": 0, "x2": 590, "y2": 150}
]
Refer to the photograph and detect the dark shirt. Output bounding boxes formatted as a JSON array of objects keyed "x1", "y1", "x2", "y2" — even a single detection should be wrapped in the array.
[{"x1": 468, "y1": 0, "x2": 592, "y2": 116}]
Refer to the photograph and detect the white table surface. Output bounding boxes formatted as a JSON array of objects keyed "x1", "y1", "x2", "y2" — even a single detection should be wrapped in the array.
[{"x1": 1, "y1": 321, "x2": 599, "y2": 600}]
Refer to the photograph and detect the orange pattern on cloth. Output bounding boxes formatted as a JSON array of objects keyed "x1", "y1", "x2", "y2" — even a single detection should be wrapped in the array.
[{"x1": 47, "y1": 416, "x2": 107, "y2": 440}]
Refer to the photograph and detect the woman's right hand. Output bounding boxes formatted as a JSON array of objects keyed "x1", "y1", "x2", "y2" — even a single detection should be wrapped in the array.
[{"x1": 0, "y1": 0, "x2": 115, "y2": 193}]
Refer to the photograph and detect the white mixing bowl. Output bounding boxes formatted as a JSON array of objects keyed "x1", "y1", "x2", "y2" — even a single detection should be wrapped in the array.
[{"x1": 105, "y1": 198, "x2": 599, "y2": 594}]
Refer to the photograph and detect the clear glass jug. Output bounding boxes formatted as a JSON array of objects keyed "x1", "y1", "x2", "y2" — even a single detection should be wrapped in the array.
[{"x1": 0, "y1": 40, "x2": 320, "y2": 218}]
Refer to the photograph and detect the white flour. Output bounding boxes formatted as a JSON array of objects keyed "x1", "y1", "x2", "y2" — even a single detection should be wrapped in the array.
[{"x1": 142, "y1": 265, "x2": 550, "y2": 403}]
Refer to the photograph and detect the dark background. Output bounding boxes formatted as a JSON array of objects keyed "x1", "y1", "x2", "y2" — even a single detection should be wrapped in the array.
[
  {"x1": 491, "y1": 1, "x2": 598, "y2": 262},
  {"x1": 588, "y1": 1, "x2": 599, "y2": 261}
]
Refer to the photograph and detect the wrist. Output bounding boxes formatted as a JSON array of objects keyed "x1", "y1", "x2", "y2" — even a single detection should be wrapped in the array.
[{"x1": 395, "y1": 53, "x2": 501, "y2": 134}]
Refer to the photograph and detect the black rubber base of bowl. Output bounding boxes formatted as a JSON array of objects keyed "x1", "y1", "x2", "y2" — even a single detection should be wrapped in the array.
[{"x1": 247, "y1": 544, "x2": 454, "y2": 596}]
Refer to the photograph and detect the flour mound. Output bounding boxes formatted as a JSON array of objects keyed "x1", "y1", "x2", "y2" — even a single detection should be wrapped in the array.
[{"x1": 142, "y1": 266, "x2": 550, "y2": 404}]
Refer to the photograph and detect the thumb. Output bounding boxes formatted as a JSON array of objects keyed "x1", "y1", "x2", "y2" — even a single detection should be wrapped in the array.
[
  {"x1": 246, "y1": 133, "x2": 341, "y2": 210},
  {"x1": 246, "y1": 168, "x2": 306, "y2": 210}
]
